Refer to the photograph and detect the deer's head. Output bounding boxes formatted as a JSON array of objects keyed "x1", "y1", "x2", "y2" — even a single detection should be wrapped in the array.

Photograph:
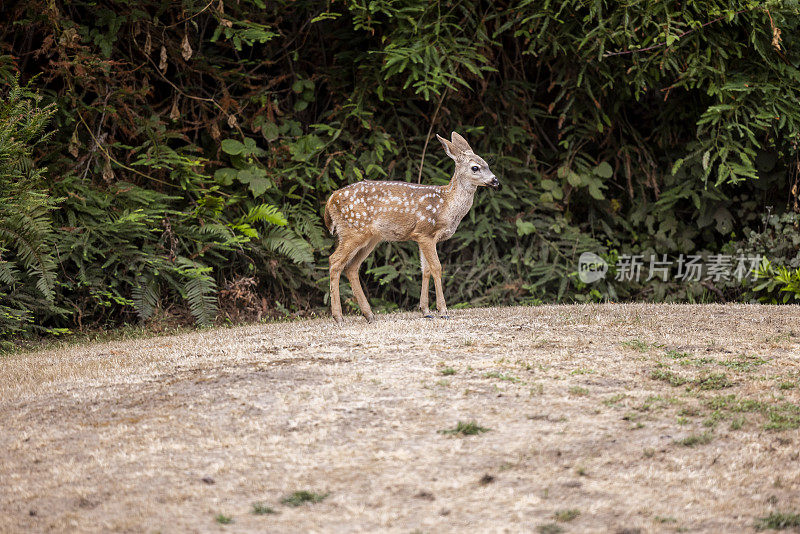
[{"x1": 436, "y1": 132, "x2": 500, "y2": 190}]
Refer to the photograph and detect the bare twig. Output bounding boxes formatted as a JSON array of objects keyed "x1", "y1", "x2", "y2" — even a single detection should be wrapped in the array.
[
  {"x1": 164, "y1": 0, "x2": 216, "y2": 28},
  {"x1": 417, "y1": 88, "x2": 448, "y2": 184},
  {"x1": 76, "y1": 112, "x2": 178, "y2": 188}
]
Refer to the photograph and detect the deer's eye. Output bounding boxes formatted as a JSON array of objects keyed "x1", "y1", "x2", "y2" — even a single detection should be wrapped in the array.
[{"x1": 471, "y1": 165, "x2": 479, "y2": 172}]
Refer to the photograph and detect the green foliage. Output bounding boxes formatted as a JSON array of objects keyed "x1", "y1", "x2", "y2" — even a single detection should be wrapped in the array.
[
  {"x1": 3, "y1": 0, "x2": 800, "y2": 339},
  {"x1": 280, "y1": 491, "x2": 328, "y2": 507},
  {"x1": 755, "y1": 511, "x2": 800, "y2": 531},
  {"x1": 438, "y1": 420, "x2": 491, "y2": 436},
  {"x1": 251, "y1": 502, "x2": 276, "y2": 515},
  {"x1": 0, "y1": 80, "x2": 60, "y2": 345},
  {"x1": 751, "y1": 211, "x2": 800, "y2": 302}
]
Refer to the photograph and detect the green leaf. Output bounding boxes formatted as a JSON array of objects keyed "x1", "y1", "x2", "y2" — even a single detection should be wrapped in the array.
[
  {"x1": 588, "y1": 183, "x2": 605, "y2": 200},
  {"x1": 566, "y1": 171, "x2": 583, "y2": 187},
  {"x1": 702, "y1": 150, "x2": 711, "y2": 171},
  {"x1": 594, "y1": 161, "x2": 613, "y2": 178},
  {"x1": 213, "y1": 167, "x2": 237, "y2": 185},
  {"x1": 671, "y1": 158, "x2": 685, "y2": 176},
  {"x1": 310, "y1": 12, "x2": 341, "y2": 23},
  {"x1": 262, "y1": 121, "x2": 279, "y2": 141},
  {"x1": 714, "y1": 207, "x2": 734, "y2": 234},
  {"x1": 540, "y1": 179, "x2": 556, "y2": 190},
  {"x1": 516, "y1": 219, "x2": 536, "y2": 236},
  {"x1": 247, "y1": 177, "x2": 271, "y2": 197},
  {"x1": 221, "y1": 139, "x2": 245, "y2": 155}
]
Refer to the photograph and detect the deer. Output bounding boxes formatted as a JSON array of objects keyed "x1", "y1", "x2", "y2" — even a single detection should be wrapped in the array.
[{"x1": 323, "y1": 131, "x2": 500, "y2": 324}]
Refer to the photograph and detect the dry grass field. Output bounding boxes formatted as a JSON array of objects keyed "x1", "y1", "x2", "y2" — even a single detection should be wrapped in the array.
[{"x1": 2, "y1": 304, "x2": 800, "y2": 533}]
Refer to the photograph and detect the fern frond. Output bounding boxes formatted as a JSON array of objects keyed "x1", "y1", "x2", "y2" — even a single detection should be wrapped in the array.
[
  {"x1": 132, "y1": 275, "x2": 160, "y2": 320},
  {"x1": 261, "y1": 227, "x2": 314, "y2": 264},
  {"x1": 244, "y1": 203, "x2": 288, "y2": 226},
  {"x1": 174, "y1": 257, "x2": 218, "y2": 325},
  {"x1": 0, "y1": 259, "x2": 19, "y2": 286}
]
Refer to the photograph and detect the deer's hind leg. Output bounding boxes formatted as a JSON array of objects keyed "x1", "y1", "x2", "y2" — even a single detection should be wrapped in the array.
[
  {"x1": 344, "y1": 236, "x2": 381, "y2": 323},
  {"x1": 418, "y1": 238, "x2": 447, "y2": 318},
  {"x1": 330, "y1": 235, "x2": 372, "y2": 324}
]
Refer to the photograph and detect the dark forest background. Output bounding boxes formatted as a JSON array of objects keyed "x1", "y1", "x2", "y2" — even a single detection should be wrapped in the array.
[{"x1": 1, "y1": 0, "x2": 800, "y2": 345}]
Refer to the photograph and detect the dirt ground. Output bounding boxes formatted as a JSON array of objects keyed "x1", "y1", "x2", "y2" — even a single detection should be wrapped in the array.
[{"x1": 1, "y1": 304, "x2": 800, "y2": 533}]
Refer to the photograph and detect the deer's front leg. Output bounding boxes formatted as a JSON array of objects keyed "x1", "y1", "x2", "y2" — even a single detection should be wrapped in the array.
[
  {"x1": 419, "y1": 239, "x2": 447, "y2": 318},
  {"x1": 418, "y1": 243, "x2": 432, "y2": 317}
]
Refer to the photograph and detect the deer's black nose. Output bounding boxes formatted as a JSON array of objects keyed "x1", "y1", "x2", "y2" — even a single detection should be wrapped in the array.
[{"x1": 489, "y1": 176, "x2": 501, "y2": 190}]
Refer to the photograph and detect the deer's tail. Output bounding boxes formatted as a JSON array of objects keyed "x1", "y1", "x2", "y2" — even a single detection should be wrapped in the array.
[{"x1": 323, "y1": 197, "x2": 336, "y2": 235}]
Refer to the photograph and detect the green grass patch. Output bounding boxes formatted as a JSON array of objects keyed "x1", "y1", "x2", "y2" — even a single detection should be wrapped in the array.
[
  {"x1": 703, "y1": 410, "x2": 726, "y2": 428},
  {"x1": 694, "y1": 373, "x2": 733, "y2": 390},
  {"x1": 215, "y1": 514, "x2": 233, "y2": 524},
  {"x1": 554, "y1": 508, "x2": 580, "y2": 522},
  {"x1": 537, "y1": 523, "x2": 564, "y2": 534},
  {"x1": 729, "y1": 415, "x2": 747, "y2": 430},
  {"x1": 281, "y1": 491, "x2": 329, "y2": 507},
  {"x1": 568, "y1": 386, "x2": 589, "y2": 396},
  {"x1": 720, "y1": 354, "x2": 767, "y2": 371},
  {"x1": 654, "y1": 516, "x2": 678, "y2": 524},
  {"x1": 677, "y1": 406, "x2": 701, "y2": 417},
  {"x1": 621, "y1": 339, "x2": 650, "y2": 352},
  {"x1": 665, "y1": 349, "x2": 692, "y2": 359},
  {"x1": 706, "y1": 395, "x2": 800, "y2": 431},
  {"x1": 252, "y1": 502, "x2": 276, "y2": 515},
  {"x1": 650, "y1": 368, "x2": 732, "y2": 390},
  {"x1": 650, "y1": 368, "x2": 688, "y2": 387},
  {"x1": 439, "y1": 420, "x2": 491, "y2": 436},
  {"x1": 484, "y1": 371, "x2": 522, "y2": 383},
  {"x1": 778, "y1": 382, "x2": 795, "y2": 390},
  {"x1": 677, "y1": 432, "x2": 713, "y2": 447},
  {"x1": 440, "y1": 367, "x2": 457, "y2": 376},
  {"x1": 603, "y1": 393, "x2": 627, "y2": 407},
  {"x1": 764, "y1": 411, "x2": 800, "y2": 431},
  {"x1": 679, "y1": 356, "x2": 715, "y2": 367},
  {"x1": 755, "y1": 511, "x2": 800, "y2": 530}
]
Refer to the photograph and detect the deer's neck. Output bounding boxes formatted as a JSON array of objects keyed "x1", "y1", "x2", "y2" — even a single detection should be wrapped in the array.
[{"x1": 439, "y1": 171, "x2": 477, "y2": 232}]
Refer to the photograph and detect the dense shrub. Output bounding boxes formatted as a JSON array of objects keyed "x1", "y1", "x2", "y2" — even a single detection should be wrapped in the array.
[
  {"x1": 1, "y1": 0, "x2": 799, "y2": 338},
  {"x1": 0, "y1": 80, "x2": 62, "y2": 345}
]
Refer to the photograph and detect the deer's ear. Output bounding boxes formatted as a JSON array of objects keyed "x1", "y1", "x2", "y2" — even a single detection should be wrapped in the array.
[
  {"x1": 450, "y1": 131, "x2": 472, "y2": 153},
  {"x1": 437, "y1": 133, "x2": 459, "y2": 161}
]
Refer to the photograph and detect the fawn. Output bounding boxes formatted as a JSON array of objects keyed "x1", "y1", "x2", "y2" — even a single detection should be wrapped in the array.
[{"x1": 324, "y1": 131, "x2": 499, "y2": 324}]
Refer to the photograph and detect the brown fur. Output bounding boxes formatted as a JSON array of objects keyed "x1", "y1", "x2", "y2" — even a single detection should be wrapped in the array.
[{"x1": 325, "y1": 131, "x2": 499, "y2": 323}]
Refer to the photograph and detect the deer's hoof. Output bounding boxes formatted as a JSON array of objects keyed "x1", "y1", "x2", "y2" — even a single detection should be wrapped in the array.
[
  {"x1": 364, "y1": 314, "x2": 375, "y2": 323},
  {"x1": 440, "y1": 315, "x2": 450, "y2": 320}
]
